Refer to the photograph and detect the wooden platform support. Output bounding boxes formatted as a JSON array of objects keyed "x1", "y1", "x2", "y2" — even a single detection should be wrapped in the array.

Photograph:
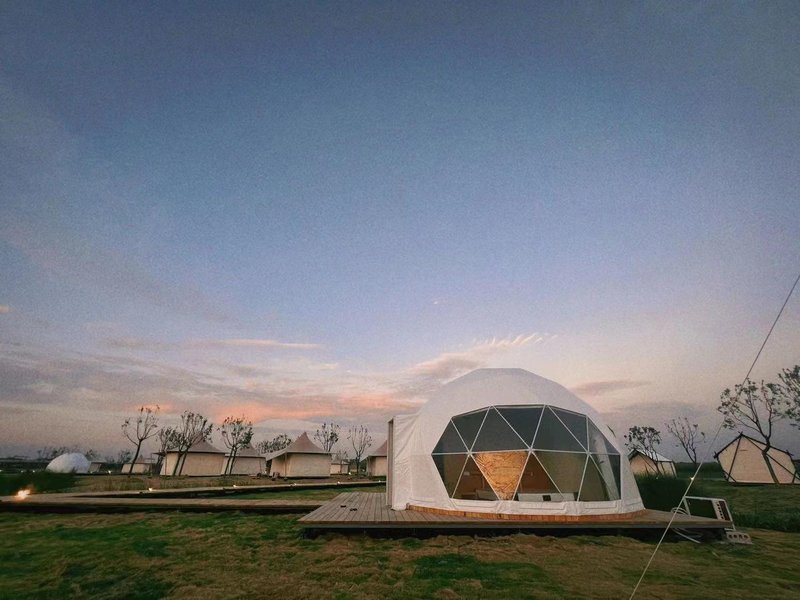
[{"x1": 299, "y1": 492, "x2": 733, "y2": 537}]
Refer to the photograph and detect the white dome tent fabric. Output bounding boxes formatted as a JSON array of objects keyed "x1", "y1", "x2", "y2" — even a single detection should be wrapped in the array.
[
  {"x1": 388, "y1": 369, "x2": 644, "y2": 517},
  {"x1": 46, "y1": 453, "x2": 90, "y2": 474}
]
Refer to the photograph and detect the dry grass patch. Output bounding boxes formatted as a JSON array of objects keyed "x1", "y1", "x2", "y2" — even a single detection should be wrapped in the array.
[{"x1": 1, "y1": 512, "x2": 799, "y2": 599}]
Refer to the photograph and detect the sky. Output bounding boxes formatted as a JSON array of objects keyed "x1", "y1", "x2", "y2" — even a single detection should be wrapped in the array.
[{"x1": 1, "y1": 1, "x2": 799, "y2": 460}]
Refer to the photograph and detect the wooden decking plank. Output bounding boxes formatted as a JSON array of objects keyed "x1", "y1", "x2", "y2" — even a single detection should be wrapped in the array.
[{"x1": 299, "y1": 492, "x2": 733, "y2": 532}]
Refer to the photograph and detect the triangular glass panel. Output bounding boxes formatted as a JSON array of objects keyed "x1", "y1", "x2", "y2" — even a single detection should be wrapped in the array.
[
  {"x1": 552, "y1": 408, "x2": 588, "y2": 450},
  {"x1": 432, "y1": 420, "x2": 467, "y2": 454},
  {"x1": 432, "y1": 453, "x2": 467, "y2": 497},
  {"x1": 452, "y1": 409, "x2": 487, "y2": 450},
  {"x1": 453, "y1": 456, "x2": 497, "y2": 501},
  {"x1": 472, "y1": 408, "x2": 527, "y2": 451},
  {"x1": 533, "y1": 407, "x2": 583, "y2": 451},
  {"x1": 497, "y1": 406, "x2": 543, "y2": 446},
  {"x1": 578, "y1": 456, "x2": 609, "y2": 501},
  {"x1": 591, "y1": 453, "x2": 621, "y2": 500},
  {"x1": 534, "y1": 451, "x2": 586, "y2": 501},
  {"x1": 473, "y1": 451, "x2": 528, "y2": 500},
  {"x1": 587, "y1": 421, "x2": 619, "y2": 455},
  {"x1": 516, "y1": 452, "x2": 560, "y2": 500}
]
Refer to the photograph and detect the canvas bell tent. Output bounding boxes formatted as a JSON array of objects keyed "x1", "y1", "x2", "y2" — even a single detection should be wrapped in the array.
[
  {"x1": 330, "y1": 458, "x2": 350, "y2": 475},
  {"x1": 160, "y1": 440, "x2": 226, "y2": 476},
  {"x1": 387, "y1": 368, "x2": 644, "y2": 517},
  {"x1": 122, "y1": 456, "x2": 155, "y2": 474},
  {"x1": 628, "y1": 449, "x2": 677, "y2": 477},
  {"x1": 366, "y1": 441, "x2": 388, "y2": 476},
  {"x1": 224, "y1": 445, "x2": 266, "y2": 475},
  {"x1": 267, "y1": 432, "x2": 331, "y2": 478},
  {"x1": 46, "y1": 453, "x2": 90, "y2": 474},
  {"x1": 714, "y1": 433, "x2": 799, "y2": 484}
]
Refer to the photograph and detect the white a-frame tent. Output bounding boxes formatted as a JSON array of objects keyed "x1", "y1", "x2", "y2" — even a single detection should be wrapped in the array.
[{"x1": 714, "y1": 433, "x2": 799, "y2": 484}]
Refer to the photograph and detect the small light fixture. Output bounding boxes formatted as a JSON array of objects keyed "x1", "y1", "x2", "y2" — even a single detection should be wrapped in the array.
[
  {"x1": 148, "y1": 487, "x2": 154, "y2": 492},
  {"x1": 16, "y1": 489, "x2": 30, "y2": 500}
]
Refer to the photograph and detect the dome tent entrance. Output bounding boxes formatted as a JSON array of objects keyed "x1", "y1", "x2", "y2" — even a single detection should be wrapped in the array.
[{"x1": 387, "y1": 369, "x2": 644, "y2": 517}]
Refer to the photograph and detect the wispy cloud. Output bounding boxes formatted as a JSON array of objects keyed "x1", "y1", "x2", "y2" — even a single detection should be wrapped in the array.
[
  {"x1": 403, "y1": 333, "x2": 554, "y2": 394},
  {"x1": 103, "y1": 336, "x2": 321, "y2": 352},
  {"x1": 190, "y1": 338, "x2": 322, "y2": 350},
  {"x1": 570, "y1": 379, "x2": 651, "y2": 397},
  {"x1": 0, "y1": 305, "x2": 11, "y2": 314}
]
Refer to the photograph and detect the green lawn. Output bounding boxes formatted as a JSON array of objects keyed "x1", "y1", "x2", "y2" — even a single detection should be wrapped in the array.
[{"x1": 1, "y1": 509, "x2": 798, "y2": 599}]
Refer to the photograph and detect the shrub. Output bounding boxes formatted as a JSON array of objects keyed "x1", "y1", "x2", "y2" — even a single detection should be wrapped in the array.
[
  {"x1": 634, "y1": 474, "x2": 703, "y2": 512},
  {"x1": 0, "y1": 471, "x2": 76, "y2": 496}
]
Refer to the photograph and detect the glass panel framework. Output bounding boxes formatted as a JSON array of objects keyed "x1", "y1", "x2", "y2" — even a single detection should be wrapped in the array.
[{"x1": 432, "y1": 404, "x2": 622, "y2": 502}]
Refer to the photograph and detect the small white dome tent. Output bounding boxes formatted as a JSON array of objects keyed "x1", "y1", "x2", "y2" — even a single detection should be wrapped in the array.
[
  {"x1": 388, "y1": 369, "x2": 644, "y2": 518},
  {"x1": 714, "y1": 433, "x2": 799, "y2": 484},
  {"x1": 46, "y1": 453, "x2": 90, "y2": 474}
]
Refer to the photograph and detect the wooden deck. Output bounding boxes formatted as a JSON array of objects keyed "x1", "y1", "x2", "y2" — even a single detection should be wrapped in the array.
[
  {"x1": 0, "y1": 481, "x2": 381, "y2": 514},
  {"x1": 299, "y1": 492, "x2": 733, "y2": 535}
]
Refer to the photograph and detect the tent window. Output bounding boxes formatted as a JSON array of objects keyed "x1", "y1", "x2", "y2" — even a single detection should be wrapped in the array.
[
  {"x1": 587, "y1": 421, "x2": 619, "y2": 455},
  {"x1": 591, "y1": 453, "x2": 621, "y2": 500},
  {"x1": 432, "y1": 421, "x2": 467, "y2": 454},
  {"x1": 472, "y1": 408, "x2": 528, "y2": 452},
  {"x1": 578, "y1": 456, "x2": 609, "y2": 501},
  {"x1": 497, "y1": 406, "x2": 543, "y2": 446},
  {"x1": 473, "y1": 451, "x2": 528, "y2": 500},
  {"x1": 431, "y1": 404, "x2": 624, "y2": 503},
  {"x1": 516, "y1": 452, "x2": 560, "y2": 499},
  {"x1": 453, "y1": 456, "x2": 498, "y2": 501},
  {"x1": 432, "y1": 453, "x2": 467, "y2": 496},
  {"x1": 452, "y1": 409, "x2": 488, "y2": 450},
  {"x1": 533, "y1": 407, "x2": 584, "y2": 452},
  {"x1": 534, "y1": 451, "x2": 586, "y2": 500},
  {"x1": 551, "y1": 408, "x2": 588, "y2": 450}
]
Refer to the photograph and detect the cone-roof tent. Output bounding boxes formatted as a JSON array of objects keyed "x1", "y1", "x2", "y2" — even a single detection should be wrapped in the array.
[
  {"x1": 229, "y1": 444, "x2": 262, "y2": 457},
  {"x1": 266, "y1": 432, "x2": 328, "y2": 460},
  {"x1": 368, "y1": 440, "x2": 388, "y2": 457},
  {"x1": 184, "y1": 440, "x2": 225, "y2": 454}
]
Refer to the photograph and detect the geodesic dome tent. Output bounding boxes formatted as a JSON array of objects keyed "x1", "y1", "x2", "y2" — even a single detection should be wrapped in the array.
[
  {"x1": 388, "y1": 369, "x2": 644, "y2": 517},
  {"x1": 46, "y1": 453, "x2": 90, "y2": 474}
]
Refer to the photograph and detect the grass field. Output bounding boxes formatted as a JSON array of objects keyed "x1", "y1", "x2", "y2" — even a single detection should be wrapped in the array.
[
  {"x1": 2, "y1": 471, "x2": 798, "y2": 598},
  {"x1": 1, "y1": 508, "x2": 798, "y2": 599}
]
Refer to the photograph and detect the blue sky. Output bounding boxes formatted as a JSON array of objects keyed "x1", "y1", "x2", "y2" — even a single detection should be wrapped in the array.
[{"x1": 1, "y1": 2, "x2": 798, "y2": 458}]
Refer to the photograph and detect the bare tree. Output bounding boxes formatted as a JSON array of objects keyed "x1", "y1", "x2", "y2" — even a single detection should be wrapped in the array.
[
  {"x1": 348, "y1": 425, "x2": 373, "y2": 476},
  {"x1": 171, "y1": 412, "x2": 213, "y2": 476},
  {"x1": 779, "y1": 365, "x2": 800, "y2": 428},
  {"x1": 218, "y1": 416, "x2": 254, "y2": 475},
  {"x1": 154, "y1": 426, "x2": 178, "y2": 476},
  {"x1": 122, "y1": 405, "x2": 160, "y2": 475},
  {"x1": 314, "y1": 422, "x2": 340, "y2": 453},
  {"x1": 116, "y1": 449, "x2": 132, "y2": 465},
  {"x1": 665, "y1": 417, "x2": 705, "y2": 469},
  {"x1": 719, "y1": 376, "x2": 792, "y2": 483},
  {"x1": 624, "y1": 425, "x2": 664, "y2": 475},
  {"x1": 256, "y1": 434, "x2": 291, "y2": 455}
]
